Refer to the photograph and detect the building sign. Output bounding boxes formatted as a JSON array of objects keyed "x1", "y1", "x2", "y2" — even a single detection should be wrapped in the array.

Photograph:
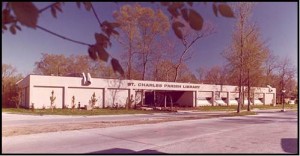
[{"x1": 127, "y1": 82, "x2": 201, "y2": 89}]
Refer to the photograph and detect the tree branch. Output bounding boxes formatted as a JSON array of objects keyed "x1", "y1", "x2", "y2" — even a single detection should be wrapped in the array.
[
  {"x1": 36, "y1": 25, "x2": 91, "y2": 46},
  {"x1": 39, "y1": 2, "x2": 59, "y2": 13},
  {"x1": 91, "y1": 3, "x2": 102, "y2": 27}
]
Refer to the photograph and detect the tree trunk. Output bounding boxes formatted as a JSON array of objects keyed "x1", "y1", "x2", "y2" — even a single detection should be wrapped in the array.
[
  {"x1": 247, "y1": 69, "x2": 251, "y2": 111},
  {"x1": 142, "y1": 62, "x2": 146, "y2": 80},
  {"x1": 127, "y1": 26, "x2": 133, "y2": 80},
  {"x1": 141, "y1": 90, "x2": 144, "y2": 106},
  {"x1": 173, "y1": 63, "x2": 181, "y2": 82},
  {"x1": 170, "y1": 95, "x2": 173, "y2": 111},
  {"x1": 127, "y1": 47, "x2": 132, "y2": 79},
  {"x1": 164, "y1": 92, "x2": 166, "y2": 108},
  {"x1": 153, "y1": 91, "x2": 156, "y2": 108},
  {"x1": 237, "y1": 13, "x2": 244, "y2": 113}
]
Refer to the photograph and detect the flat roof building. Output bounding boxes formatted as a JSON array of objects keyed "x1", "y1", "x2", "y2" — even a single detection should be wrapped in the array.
[{"x1": 16, "y1": 74, "x2": 276, "y2": 109}]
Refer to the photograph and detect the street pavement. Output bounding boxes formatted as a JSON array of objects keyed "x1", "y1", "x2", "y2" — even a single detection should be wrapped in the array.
[{"x1": 2, "y1": 110, "x2": 298, "y2": 154}]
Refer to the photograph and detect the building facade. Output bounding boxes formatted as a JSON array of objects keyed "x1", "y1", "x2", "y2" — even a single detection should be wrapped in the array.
[{"x1": 16, "y1": 74, "x2": 277, "y2": 109}]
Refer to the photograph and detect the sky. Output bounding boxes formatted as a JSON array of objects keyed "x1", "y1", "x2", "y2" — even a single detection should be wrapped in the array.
[{"x1": 2, "y1": 2, "x2": 298, "y2": 77}]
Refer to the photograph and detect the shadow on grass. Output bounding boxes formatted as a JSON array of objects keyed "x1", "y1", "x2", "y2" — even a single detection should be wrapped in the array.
[
  {"x1": 281, "y1": 138, "x2": 298, "y2": 154},
  {"x1": 88, "y1": 148, "x2": 164, "y2": 154}
]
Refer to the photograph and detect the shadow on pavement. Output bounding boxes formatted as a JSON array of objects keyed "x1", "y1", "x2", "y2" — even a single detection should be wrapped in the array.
[
  {"x1": 88, "y1": 148, "x2": 164, "y2": 154},
  {"x1": 219, "y1": 112, "x2": 297, "y2": 124},
  {"x1": 220, "y1": 118, "x2": 271, "y2": 124},
  {"x1": 281, "y1": 138, "x2": 298, "y2": 154}
]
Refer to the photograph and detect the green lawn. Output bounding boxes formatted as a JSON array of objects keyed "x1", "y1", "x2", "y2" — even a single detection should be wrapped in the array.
[
  {"x1": 2, "y1": 104, "x2": 297, "y2": 116},
  {"x1": 2, "y1": 108, "x2": 170, "y2": 116}
]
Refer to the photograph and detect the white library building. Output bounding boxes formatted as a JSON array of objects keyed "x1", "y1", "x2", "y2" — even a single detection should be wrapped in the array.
[{"x1": 16, "y1": 73, "x2": 277, "y2": 109}]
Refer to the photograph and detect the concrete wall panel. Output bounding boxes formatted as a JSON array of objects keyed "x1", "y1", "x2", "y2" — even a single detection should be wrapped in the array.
[
  {"x1": 32, "y1": 87, "x2": 63, "y2": 109},
  {"x1": 67, "y1": 88, "x2": 103, "y2": 108},
  {"x1": 106, "y1": 89, "x2": 129, "y2": 108},
  {"x1": 265, "y1": 93, "x2": 275, "y2": 104}
]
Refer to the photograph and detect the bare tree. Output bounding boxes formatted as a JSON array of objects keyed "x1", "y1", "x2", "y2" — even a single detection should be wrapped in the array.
[
  {"x1": 276, "y1": 57, "x2": 296, "y2": 103},
  {"x1": 173, "y1": 22, "x2": 215, "y2": 82},
  {"x1": 202, "y1": 65, "x2": 228, "y2": 85},
  {"x1": 196, "y1": 66, "x2": 207, "y2": 83},
  {"x1": 151, "y1": 38, "x2": 176, "y2": 81},
  {"x1": 263, "y1": 52, "x2": 279, "y2": 86}
]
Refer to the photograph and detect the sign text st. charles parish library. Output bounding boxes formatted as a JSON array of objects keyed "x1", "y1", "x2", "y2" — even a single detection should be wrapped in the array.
[{"x1": 127, "y1": 82, "x2": 200, "y2": 89}]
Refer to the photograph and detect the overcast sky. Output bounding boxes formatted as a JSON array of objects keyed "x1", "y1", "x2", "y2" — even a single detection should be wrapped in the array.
[{"x1": 2, "y1": 2, "x2": 298, "y2": 77}]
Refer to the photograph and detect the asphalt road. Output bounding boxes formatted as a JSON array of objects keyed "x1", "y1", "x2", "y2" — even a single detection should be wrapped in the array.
[{"x1": 2, "y1": 110, "x2": 298, "y2": 154}]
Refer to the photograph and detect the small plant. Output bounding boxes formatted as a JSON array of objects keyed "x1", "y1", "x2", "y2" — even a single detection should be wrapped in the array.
[
  {"x1": 71, "y1": 95, "x2": 75, "y2": 112},
  {"x1": 126, "y1": 94, "x2": 134, "y2": 110},
  {"x1": 31, "y1": 103, "x2": 34, "y2": 111},
  {"x1": 50, "y1": 90, "x2": 56, "y2": 112},
  {"x1": 11, "y1": 88, "x2": 21, "y2": 109},
  {"x1": 42, "y1": 105, "x2": 45, "y2": 110},
  {"x1": 78, "y1": 102, "x2": 81, "y2": 109},
  {"x1": 90, "y1": 92, "x2": 98, "y2": 108},
  {"x1": 112, "y1": 103, "x2": 119, "y2": 109}
]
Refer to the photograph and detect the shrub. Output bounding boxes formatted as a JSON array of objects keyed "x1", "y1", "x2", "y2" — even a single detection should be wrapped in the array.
[
  {"x1": 126, "y1": 94, "x2": 134, "y2": 110},
  {"x1": 50, "y1": 90, "x2": 56, "y2": 112},
  {"x1": 71, "y1": 95, "x2": 76, "y2": 111},
  {"x1": 90, "y1": 92, "x2": 98, "y2": 108},
  {"x1": 31, "y1": 103, "x2": 34, "y2": 111}
]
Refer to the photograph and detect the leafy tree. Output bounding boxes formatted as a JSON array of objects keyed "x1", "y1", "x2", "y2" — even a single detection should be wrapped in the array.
[
  {"x1": 34, "y1": 53, "x2": 116, "y2": 78},
  {"x1": 153, "y1": 60, "x2": 176, "y2": 82},
  {"x1": 201, "y1": 65, "x2": 228, "y2": 85},
  {"x1": 113, "y1": 4, "x2": 141, "y2": 79},
  {"x1": 2, "y1": 64, "x2": 23, "y2": 108},
  {"x1": 114, "y1": 4, "x2": 170, "y2": 80},
  {"x1": 223, "y1": 2, "x2": 269, "y2": 112},
  {"x1": 153, "y1": 60, "x2": 197, "y2": 83},
  {"x1": 34, "y1": 53, "x2": 68, "y2": 76},
  {"x1": 243, "y1": 26, "x2": 269, "y2": 111}
]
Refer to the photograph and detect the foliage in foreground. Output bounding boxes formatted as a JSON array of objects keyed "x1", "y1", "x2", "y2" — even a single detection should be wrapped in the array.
[{"x1": 3, "y1": 2, "x2": 234, "y2": 77}]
